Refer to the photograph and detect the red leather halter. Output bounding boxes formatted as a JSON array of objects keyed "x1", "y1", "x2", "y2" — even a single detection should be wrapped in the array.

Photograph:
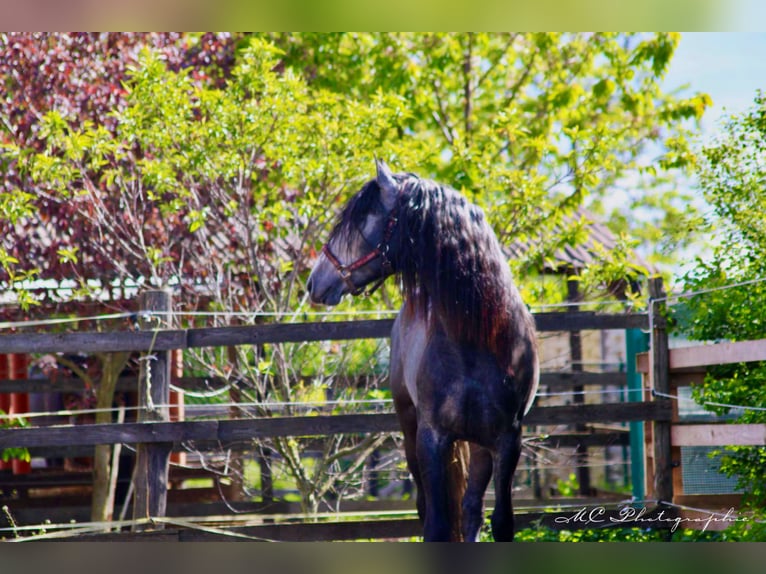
[{"x1": 321, "y1": 205, "x2": 399, "y2": 297}]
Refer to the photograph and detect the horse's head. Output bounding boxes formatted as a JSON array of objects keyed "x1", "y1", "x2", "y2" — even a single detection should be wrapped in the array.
[{"x1": 307, "y1": 159, "x2": 401, "y2": 305}]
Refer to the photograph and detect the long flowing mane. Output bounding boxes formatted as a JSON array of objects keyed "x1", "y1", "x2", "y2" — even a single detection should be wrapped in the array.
[
  {"x1": 331, "y1": 172, "x2": 536, "y2": 378},
  {"x1": 392, "y1": 175, "x2": 534, "y2": 376}
]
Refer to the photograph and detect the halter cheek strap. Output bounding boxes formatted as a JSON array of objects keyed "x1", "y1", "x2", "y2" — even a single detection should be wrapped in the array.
[
  {"x1": 321, "y1": 205, "x2": 399, "y2": 297},
  {"x1": 321, "y1": 243, "x2": 379, "y2": 296}
]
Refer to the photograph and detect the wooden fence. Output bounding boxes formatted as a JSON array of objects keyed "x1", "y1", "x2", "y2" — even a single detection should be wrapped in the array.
[
  {"x1": 638, "y1": 334, "x2": 766, "y2": 514},
  {"x1": 0, "y1": 288, "x2": 678, "y2": 541}
]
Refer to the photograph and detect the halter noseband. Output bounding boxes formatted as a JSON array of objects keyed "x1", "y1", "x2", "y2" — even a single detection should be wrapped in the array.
[{"x1": 322, "y1": 201, "x2": 399, "y2": 297}]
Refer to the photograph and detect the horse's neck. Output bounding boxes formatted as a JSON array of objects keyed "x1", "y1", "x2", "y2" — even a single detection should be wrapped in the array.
[{"x1": 402, "y1": 292, "x2": 432, "y2": 320}]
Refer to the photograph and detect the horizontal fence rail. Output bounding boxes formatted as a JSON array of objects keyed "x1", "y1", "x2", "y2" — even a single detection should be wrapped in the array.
[
  {"x1": 13, "y1": 504, "x2": 674, "y2": 542},
  {"x1": 0, "y1": 371, "x2": 630, "y2": 394},
  {"x1": 21, "y1": 433, "x2": 631, "y2": 462},
  {"x1": 0, "y1": 312, "x2": 648, "y2": 355},
  {"x1": 637, "y1": 336, "x2": 766, "y2": 373},
  {"x1": 0, "y1": 402, "x2": 669, "y2": 450},
  {"x1": 55, "y1": 509, "x2": 659, "y2": 542},
  {"x1": 17, "y1": 431, "x2": 628, "y2": 460}
]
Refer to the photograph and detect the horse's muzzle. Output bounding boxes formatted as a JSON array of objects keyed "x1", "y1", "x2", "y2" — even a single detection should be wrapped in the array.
[{"x1": 306, "y1": 272, "x2": 344, "y2": 306}]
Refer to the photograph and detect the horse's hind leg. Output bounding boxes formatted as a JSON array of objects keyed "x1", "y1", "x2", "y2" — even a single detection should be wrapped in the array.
[
  {"x1": 491, "y1": 429, "x2": 523, "y2": 541},
  {"x1": 461, "y1": 445, "x2": 493, "y2": 542}
]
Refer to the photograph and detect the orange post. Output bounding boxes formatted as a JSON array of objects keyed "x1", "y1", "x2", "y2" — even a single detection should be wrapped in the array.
[
  {"x1": 0, "y1": 355, "x2": 11, "y2": 471},
  {"x1": 169, "y1": 349, "x2": 185, "y2": 466},
  {"x1": 9, "y1": 354, "x2": 31, "y2": 475}
]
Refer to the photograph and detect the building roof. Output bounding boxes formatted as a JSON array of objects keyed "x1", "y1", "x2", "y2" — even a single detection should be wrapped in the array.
[{"x1": 505, "y1": 209, "x2": 655, "y2": 275}]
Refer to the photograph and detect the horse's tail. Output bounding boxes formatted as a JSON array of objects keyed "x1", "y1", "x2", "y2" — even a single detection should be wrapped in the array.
[{"x1": 448, "y1": 439, "x2": 470, "y2": 541}]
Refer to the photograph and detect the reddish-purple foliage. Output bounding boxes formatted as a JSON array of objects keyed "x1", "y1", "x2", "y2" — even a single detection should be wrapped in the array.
[{"x1": 0, "y1": 33, "x2": 239, "y2": 315}]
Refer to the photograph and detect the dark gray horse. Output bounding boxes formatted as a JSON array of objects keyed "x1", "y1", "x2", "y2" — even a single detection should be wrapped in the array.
[{"x1": 307, "y1": 160, "x2": 538, "y2": 541}]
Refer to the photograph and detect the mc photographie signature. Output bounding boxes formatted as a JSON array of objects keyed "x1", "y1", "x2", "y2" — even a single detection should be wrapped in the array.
[{"x1": 553, "y1": 505, "x2": 747, "y2": 533}]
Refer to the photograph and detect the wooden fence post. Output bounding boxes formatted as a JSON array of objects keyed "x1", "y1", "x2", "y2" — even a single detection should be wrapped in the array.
[
  {"x1": 567, "y1": 276, "x2": 592, "y2": 496},
  {"x1": 648, "y1": 277, "x2": 673, "y2": 507},
  {"x1": 132, "y1": 289, "x2": 172, "y2": 531}
]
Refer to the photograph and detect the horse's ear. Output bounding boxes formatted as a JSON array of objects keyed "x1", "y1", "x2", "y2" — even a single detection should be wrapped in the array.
[{"x1": 375, "y1": 159, "x2": 398, "y2": 211}]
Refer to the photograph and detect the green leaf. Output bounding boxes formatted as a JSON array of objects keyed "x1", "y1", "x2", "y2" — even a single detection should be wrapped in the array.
[{"x1": 57, "y1": 246, "x2": 80, "y2": 265}]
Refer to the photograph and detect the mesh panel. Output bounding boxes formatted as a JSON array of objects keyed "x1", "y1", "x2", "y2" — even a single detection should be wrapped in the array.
[
  {"x1": 680, "y1": 446, "x2": 741, "y2": 495},
  {"x1": 675, "y1": 386, "x2": 742, "y2": 495}
]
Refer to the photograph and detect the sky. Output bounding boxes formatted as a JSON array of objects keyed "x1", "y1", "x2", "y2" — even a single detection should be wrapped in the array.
[
  {"x1": 639, "y1": 34, "x2": 765, "y2": 333},
  {"x1": 663, "y1": 33, "x2": 766, "y2": 139},
  {"x1": 644, "y1": 33, "x2": 766, "y2": 277}
]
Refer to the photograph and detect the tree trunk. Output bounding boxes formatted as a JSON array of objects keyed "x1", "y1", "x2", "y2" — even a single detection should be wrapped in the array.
[
  {"x1": 224, "y1": 345, "x2": 246, "y2": 502},
  {"x1": 90, "y1": 351, "x2": 130, "y2": 525}
]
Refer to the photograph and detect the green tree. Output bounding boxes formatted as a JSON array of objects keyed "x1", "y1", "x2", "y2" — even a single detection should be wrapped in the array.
[
  {"x1": 0, "y1": 33, "x2": 240, "y2": 311},
  {"x1": 3, "y1": 33, "x2": 711, "y2": 303},
  {"x1": 0, "y1": 36, "x2": 243, "y2": 522},
  {"x1": 265, "y1": 32, "x2": 710, "y2": 281},
  {"x1": 9, "y1": 39, "x2": 417, "y2": 517},
  {"x1": 676, "y1": 89, "x2": 766, "y2": 512}
]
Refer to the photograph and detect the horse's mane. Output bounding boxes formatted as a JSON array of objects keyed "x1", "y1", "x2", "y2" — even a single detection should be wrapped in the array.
[
  {"x1": 332, "y1": 178, "x2": 387, "y2": 245},
  {"x1": 390, "y1": 175, "x2": 534, "y2": 374},
  {"x1": 332, "y1": 173, "x2": 535, "y2": 376}
]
